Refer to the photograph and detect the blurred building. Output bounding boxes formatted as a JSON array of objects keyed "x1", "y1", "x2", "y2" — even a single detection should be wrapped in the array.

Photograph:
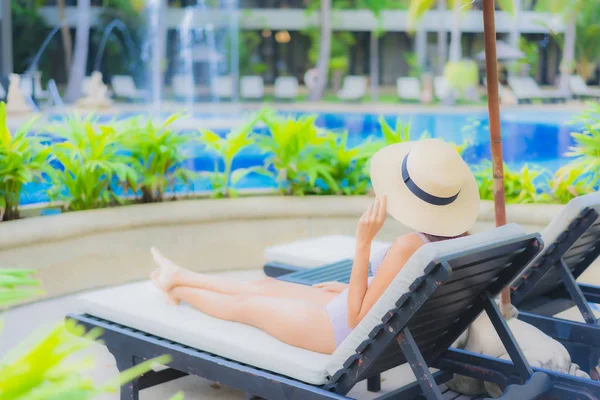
[{"x1": 37, "y1": 1, "x2": 566, "y2": 86}]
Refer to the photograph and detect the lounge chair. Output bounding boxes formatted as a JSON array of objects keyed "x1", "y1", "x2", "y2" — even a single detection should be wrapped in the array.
[
  {"x1": 110, "y1": 75, "x2": 147, "y2": 101},
  {"x1": 337, "y1": 76, "x2": 367, "y2": 102},
  {"x1": 212, "y1": 75, "x2": 234, "y2": 99},
  {"x1": 396, "y1": 77, "x2": 421, "y2": 102},
  {"x1": 240, "y1": 75, "x2": 264, "y2": 100},
  {"x1": 507, "y1": 193, "x2": 600, "y2": 368},
  {"x1": 507, "y1": 77, "x2": 567, "y2": 104},
  {"x1": 569, "y1": 75, "x2": 600, "y2": 100},
  {"x1": 267, "y1": 193, "x2": 600, "y2": 376},
  {"x1": 172, "y1": 74, "x2": 197, "y2": 100},
  {"x1": 67, "y1": 225, "x2": 600, "y2": 400},
  {"x1": 274, "y1": 76, "x2": 299, "y2": 101},
  {"x1": 433, "y1": 76, "x2": 452, "y2": 103}
]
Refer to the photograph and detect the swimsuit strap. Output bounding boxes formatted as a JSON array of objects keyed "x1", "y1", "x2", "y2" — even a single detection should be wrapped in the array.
[{"x1": 416, "y1": 232, "x2": 430, "y2": 244}]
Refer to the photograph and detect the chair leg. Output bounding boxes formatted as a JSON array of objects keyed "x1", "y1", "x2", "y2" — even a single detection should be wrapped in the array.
[
  {"x1": 114, "y1": 353, "x2": 140, "y2": 400},
  {"x1": 367, "y1": 374, "x2": 381, "y2": 392}
]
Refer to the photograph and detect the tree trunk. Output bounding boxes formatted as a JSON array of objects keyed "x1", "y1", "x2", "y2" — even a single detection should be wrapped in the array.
[
  {"x1": 437, "y1": 0, "x2": 448, "y2": 75},
  {"x1": 310, "y1": 0, "x2": 331, "y2": 101},
  {"x1": 64, "y1": 0, "x2": 90, "y2": 102},
  {"x1": 370, "y1": 31, "x2": 379, "y2": 102},
  {"x1": 509, "y1": 0, "x2": 521, "y2": 50},
  {"x1": 449, "y1": 0, "x2": 462, "y2": 62},
  {"x1": 559, "y1": 13, "x2": 576, "y2": 95},
  {"x1": 57, "y1": 0, "x2": 73, "y2": 77}
]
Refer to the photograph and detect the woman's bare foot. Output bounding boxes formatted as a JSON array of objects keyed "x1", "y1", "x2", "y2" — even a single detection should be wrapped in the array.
[{"x1": 150, "y1": 247, "x2": 181, "y2": 305}]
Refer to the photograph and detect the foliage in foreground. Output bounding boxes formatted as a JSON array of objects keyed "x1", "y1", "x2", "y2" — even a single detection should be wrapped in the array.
[{"x1": 0, "y1": 268, "x2": 183, "y2": 400}]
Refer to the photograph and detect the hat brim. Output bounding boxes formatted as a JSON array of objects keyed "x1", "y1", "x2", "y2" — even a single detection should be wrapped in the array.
[{"x1": 369, "y1": 142, "x2": 480, "y2": 237}]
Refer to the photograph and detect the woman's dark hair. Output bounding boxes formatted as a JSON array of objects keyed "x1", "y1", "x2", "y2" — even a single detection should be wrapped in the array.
[{"x1": 422, "y1": 231, "x2": 470, "y2": 243}]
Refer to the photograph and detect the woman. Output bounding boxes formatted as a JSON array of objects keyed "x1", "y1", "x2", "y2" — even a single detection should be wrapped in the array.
[{"x1": 151, "y1": 138, "x2": 479, "y2": 354}]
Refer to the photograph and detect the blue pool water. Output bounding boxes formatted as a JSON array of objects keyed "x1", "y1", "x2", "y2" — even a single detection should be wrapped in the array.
[{"x1": 21, "y1": 110, "x2": 582, "y2": 206}]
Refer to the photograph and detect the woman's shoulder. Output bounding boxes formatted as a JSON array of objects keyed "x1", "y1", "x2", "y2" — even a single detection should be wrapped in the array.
[{"x1": 391, "y1": 232, "x2": 429, "y2": 249}]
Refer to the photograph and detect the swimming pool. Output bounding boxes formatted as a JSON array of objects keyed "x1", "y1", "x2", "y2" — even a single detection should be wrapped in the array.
[{"x1": 21, "y1": 110, "x2": 581, "y2": 205}]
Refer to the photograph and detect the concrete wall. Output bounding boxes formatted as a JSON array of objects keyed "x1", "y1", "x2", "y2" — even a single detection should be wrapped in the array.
[{"x1": 0, "y1": 196, "x2": 563, "y2": 303}]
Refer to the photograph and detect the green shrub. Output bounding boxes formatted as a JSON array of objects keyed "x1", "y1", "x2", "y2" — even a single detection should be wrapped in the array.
[
  {"x1": 0, "y1": 102, "x2": 53, "y2": 221},
  {"x1": 318, "y1": 131, "x2": 376, "y2": 195},
  {"x1": 377, "y1": 115, "x2": 470, "y2": 156},
  {"x1": 565, "y1": 101, "x2": 600, "y2": 185},
  {"x1": 546, "y1": 166, "x2": 596, "y2": 204},
  {"x1": 199, "y1": 110, "x2": 268, "y2": 198},
  {"x1": 121, "y1": 114, "x2": 197, "y2": 203},
  {"x1": 444, "y1": 60, "x2": 479, "y2": 98},
  {"x1": 48, "y1": 115, "x2": 137, "y2": 211},
  {"x1": 256, "y1": 113, "x2": 336, "y2": 195},
  {"x1": 474, "y1": 162, "x2": 547, "y2": 204}
]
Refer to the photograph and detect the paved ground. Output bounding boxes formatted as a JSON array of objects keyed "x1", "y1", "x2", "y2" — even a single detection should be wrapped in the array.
[{"x1": 1, "y1": 269, "x2": 416, "y2": 400}]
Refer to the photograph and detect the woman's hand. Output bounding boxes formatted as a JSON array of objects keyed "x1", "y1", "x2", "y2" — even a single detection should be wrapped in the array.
[
  {"x1": 356, "y1": 195, "x2": 387, "y2": 249},
  {"x1": 313, "y1": 281, "x2": 349, "y2": 293}
]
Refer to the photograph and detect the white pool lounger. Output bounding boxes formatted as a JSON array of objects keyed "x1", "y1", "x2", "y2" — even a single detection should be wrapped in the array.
[{"x1": 67, "y1": 226, "x2": 586, "y2": 400}]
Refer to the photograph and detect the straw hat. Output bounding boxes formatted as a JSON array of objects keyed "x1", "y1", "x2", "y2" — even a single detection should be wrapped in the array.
[{"x1": 369, "y1": 138, "x2": 479, "y2": 237}]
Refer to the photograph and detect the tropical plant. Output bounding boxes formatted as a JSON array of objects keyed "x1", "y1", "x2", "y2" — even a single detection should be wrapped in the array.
[
  {"x1": 564, "y1": 101, "x2": 600, "y2": 184},
  {"x1": 256, "y1": 113, "x2": 336, "y2": 195},
  {"x1": 517, "y1": 37, "x2": 540, "y2": 78},
  {"x1": 574, "y1": 1, "x2": 600, "y2": 81},
  {"x1": 318, "y1": 131, "x2": 376, "y2": 195},
  {"x1": 0, "y1": 103, "x2": 53, "y2": 221},
  {"x1": 11, "y1": 2, "x2": 55, "y2": 77},
  {"x1": 474, "y1": 162, "x2": 547, "y2": 204},
  {"x1": 0, "y1": 270, "x2": 183, "y2": 400},
  {"x1": 444, "y1": 60, "x2": 479, "y2": 99},
  {"x1": 48, "y1": 114, "x2": 137, "y2": 211},
  {"x1": 404, "y1": 51, "x2": 423, "y2": 78},
  {"x1": 534, "y1": 0, "x2": 586, "y2": 93},
  {"x1": 0, "y1": 268, "x2": 42, "y2": 308},
  {"x1": 237, "y1": 31, "x2": 263, "y2": 76},
  {"x1": 545, "y1": 166, "x2": 596, "y2": 204},
  {"x1": 121, "y1": 114, "x2": 197, "y2": 203},
  {"x1": 199, "y1": 110, "x2": 268, "y2": 198}
]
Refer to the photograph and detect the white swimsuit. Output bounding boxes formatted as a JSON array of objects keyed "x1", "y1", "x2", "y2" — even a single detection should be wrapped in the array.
[{"x1": 325, "y1": 233, "x2": 430, "y2": 346}]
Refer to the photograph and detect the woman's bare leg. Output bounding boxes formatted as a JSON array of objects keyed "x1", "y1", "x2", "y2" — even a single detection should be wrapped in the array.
[
  {"x1": 151, "y1": 247, "x2": 338, "y2": 306},
  {"x1": 171, "y1": 286, "x2": 337, "y2": 354}
]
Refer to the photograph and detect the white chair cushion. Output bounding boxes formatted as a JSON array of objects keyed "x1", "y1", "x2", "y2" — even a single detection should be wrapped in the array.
[
  {"x1": 326, "y1": 224, "x2": 527, "y2": 376},
  {"x1": 78, "y1": 281, "x2": 332, "y2": 385},
  {"x1": 264, "y1": 235, "x2": 390, "y2": 268}
]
